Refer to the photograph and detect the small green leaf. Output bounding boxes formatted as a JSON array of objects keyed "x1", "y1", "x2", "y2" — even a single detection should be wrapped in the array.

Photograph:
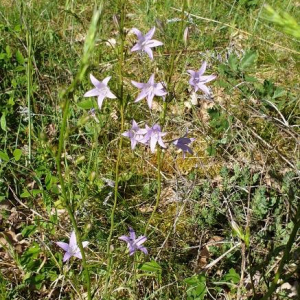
[
  {"x1": 20, "y1": 189, "x2": 31, "y2": 198},
  {"x1": 0, "y1": 151, "x2": 9, "y2": 162},
  {"x1": 22, "y1": 225, "x2": 37, "y2": 238},
  {"x1": 273, "y1": 88, "x2": 286, "y2": 99},
  {"x1": 228, "y1": 54, "x2": 238, "y2": 72},
  {"x1": 240, "y1": 50, "x2": 258, "y2": 71},
  {"x1": 13, "y1": 149, "x2": 22, "y2": 161},
  {"x1": 185, "y1": 274, "x2": 207, "y2": 300},
  {"x1": 1, "y1": 113, "x2": 7, "y2": 131},
  {"x1": 139, "y1": 261, "x2": 162, "y2": 273},
  {"x1": 77, "y1": 98, "x2": 96, "y2": 109},
  {"x1": 16, "y1": 50, "x2": 25, "y2": 64},
  {"x1": 223, "y1": 268, "x2": 240, "y2": 284},
  {"x1": 5, "y1": 45, "x2": 12, "y2": 58}
]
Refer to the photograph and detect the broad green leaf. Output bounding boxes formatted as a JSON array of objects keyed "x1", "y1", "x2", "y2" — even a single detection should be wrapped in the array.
[
  {"x1": 0, "y1": 151, "x2": 9, "y2": 162},
  {"x1": 13, "y1": 149, "x2": 22, "y2": 161},
  {"x1": 77, "y1": 98, "x2": 96, "y2": 109},
  {"x1": 240, "y1": 50, "x2": 257, "y2": 71}
]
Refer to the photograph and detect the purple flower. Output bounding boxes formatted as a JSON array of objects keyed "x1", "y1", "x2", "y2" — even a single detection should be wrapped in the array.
[
  {"x1": 122, "y1": 120, "x2": 147, "y2": 150},
  {"x1": 84, "y1": 74, "x2": 117, "y2": 110},
  {"x1": 187, "y1": 61, "x2": 216, "y2": 95},
  {"x1": 119, "y1": 227, "x2": 148, "y2": 256},
  {"x1": 132, "y1": 74, "x2": 167, "y2": 109},
  {"x1": 56, "y1": 231, "x2": 89, "y2": 263},
  {"x1": 142, "y1": 124, "x2": 167, "y2": 153},
  {"x1": 173, "y1": 134, "x2": 195, "y2": 158},
  {"x1": 131, "y1": 27, "x2": 163, "y2": 60}
]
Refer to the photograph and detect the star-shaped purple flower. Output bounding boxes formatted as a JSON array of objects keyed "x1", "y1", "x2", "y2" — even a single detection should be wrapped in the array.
[
  {"x1": 119, "y1": 227, "x2": 148, "y2": 256},
  {"x1": 131, "y1": 27, "x2": 163, "y2": 60},
  {"x1": 142, "y1": 124, "x2": 167, "y2": 153},
  {"x1": 56, "y1": 231, "x2": 89, "y2": 263},
  {"x1": 187, "y1": 61, "x2": 216, "y2": 95},
  {"x1": 122, "y1": 120, "x2": 147, "y2": 150},
  {"x1": 84, "y1": 74, "x2": 117, "y2": 110},
  {"x1": 173, "y1": 134, "x2": 195, "y2": 158},
  {"x1": 132, "y1": 74, "x2": 167, "y2": 109}
]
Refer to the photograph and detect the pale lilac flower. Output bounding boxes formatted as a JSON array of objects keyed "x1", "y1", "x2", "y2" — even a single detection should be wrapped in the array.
[
  {"x1": 173, "y1": 134, "x2": 195, "y2": 158},
  {"x1": 131, "y1": 27, "x2": 163, "y2": 60},
  {"x1": 56, "y1": 231, "x2": 89, "y2": 263},
  {"x1": 132, "y1": 74, "x2": 167, "y2": 109},
  {"x1": 119, "y1": 227, "x2": 148, "y2": 256},
  {"x1": 84, "y1": 74, "x2": 117, "y2": 110},
  {"x1": 187, "y1": 61, "x2": 216, "y2": 95},
  {"x1": 122, "y1": 120, "x2": 147, "y2": 150},
  {"x1": 142, "y1": 124, "x2": 167, "y2": 153}
]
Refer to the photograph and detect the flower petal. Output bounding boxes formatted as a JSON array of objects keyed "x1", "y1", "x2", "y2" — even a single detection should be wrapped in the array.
[
  {"x1": 150, "y1": 136, "x2": 158, "y2": 153},
  {"x1": 131, "y1": 43, "x2": 142, "y2": 52},
  {"x1": 63, "y1": 252, "x2": 72, "y2": 262},
  {"x1": 158, "y1": 137, "x2": 166, "y2": 148},
  {"x1": 197, "y1": 84, "x2": 210, "y2": 95},
  {"x1": 138, "y1": 246, "x2": 148, "y2": 255},
  {"x1": 154, "y1": 88, "x2": 167, "y2": 97},
  {"x1": 122, "y1": 131, "x2": 130, "y2": 137},
  {"x1": 131, "y1": 80, "x2": 146, "y2": 89},
  {"x1": 198, "y1": 61, "x2": 207, "y2": 76},
  {"x1": 201, "y1": 75, "x2": 216, "y2": 83},
  {"x1": 187, "y1": 70, "x2": 196, "y2": 76},
  {"x1": 69, "y1": 231, "x2": 77, "y2": 248},
  {"x1": 135, "y1": 89, "x2": 149, "y2": 102},
  {"x1": 56, "y1": 242, "x2": 69, "y2": 252},
  {"x1": 106, "y1": 90, "x2": 117, "y2": 99},
  {"x1": 135, "y1": 235, "x2": 147, "y2": 246},
  {"x1": 102, "y1": 76, "x2": 111, "y2": 86},
  {"x1": 148, "y1": 74, "x2": 155, "y2": 86},
  {"x1": 129, "y1": 227, "x2": 136, "y2": 240},
  {"x1": 129, "y1": 246, "x2": 136, "y2": 256},
  {"x1": 146, "y1": 93, "x2": 155, "y2": 109},
  {"x1": 131, "y1": 139, "x2": 137, "y2": 150},
  {"x1": 90, "y1": 74, "x2": 101, "y2": 88},
  {"x1": 119, "y1": 235, "x2": 131, "y2": 243},
  {"x1": 147, "y1": 39, "x2": 163, "y2": 48},
  {"x1": 145, "y1": 27, "x2": 156, "y2": 40},
  {"x1": 144, "y1": 47, "x2": 153, "y2": 60},
  {"x1": 74, "y1": 251, "x2": 82, "y2": 260},
  {"x1": 84, "y1": 88, "x2": 99, "y2": 97},
  {"x1": 131, "y1": 28, "x2": 143, "y2": 39},
  {"x1": 97, "y1": 94, "x2": 106, "y2": 110}
]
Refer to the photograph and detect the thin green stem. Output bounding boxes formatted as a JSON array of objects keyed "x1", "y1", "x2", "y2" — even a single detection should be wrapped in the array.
[
  {"x1": 25, "y1": 11, "x2": 32, "y2": 162},
  {"x1": 104, "y1": 1, "x2": 126, "y2": 297}
]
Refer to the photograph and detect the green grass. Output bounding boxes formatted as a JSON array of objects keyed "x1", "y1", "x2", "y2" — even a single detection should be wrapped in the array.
[{"x1": 0, "y1": 0, "x2": 299, "y2": 299}]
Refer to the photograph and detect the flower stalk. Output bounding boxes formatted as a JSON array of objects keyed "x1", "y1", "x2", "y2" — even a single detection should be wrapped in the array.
[
  {"x1": 55, "y1": 7, "x2": 103, "y2": 300},
  {"x1": 104, "y1": 0, "x2": 127, "y2": 297}
]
